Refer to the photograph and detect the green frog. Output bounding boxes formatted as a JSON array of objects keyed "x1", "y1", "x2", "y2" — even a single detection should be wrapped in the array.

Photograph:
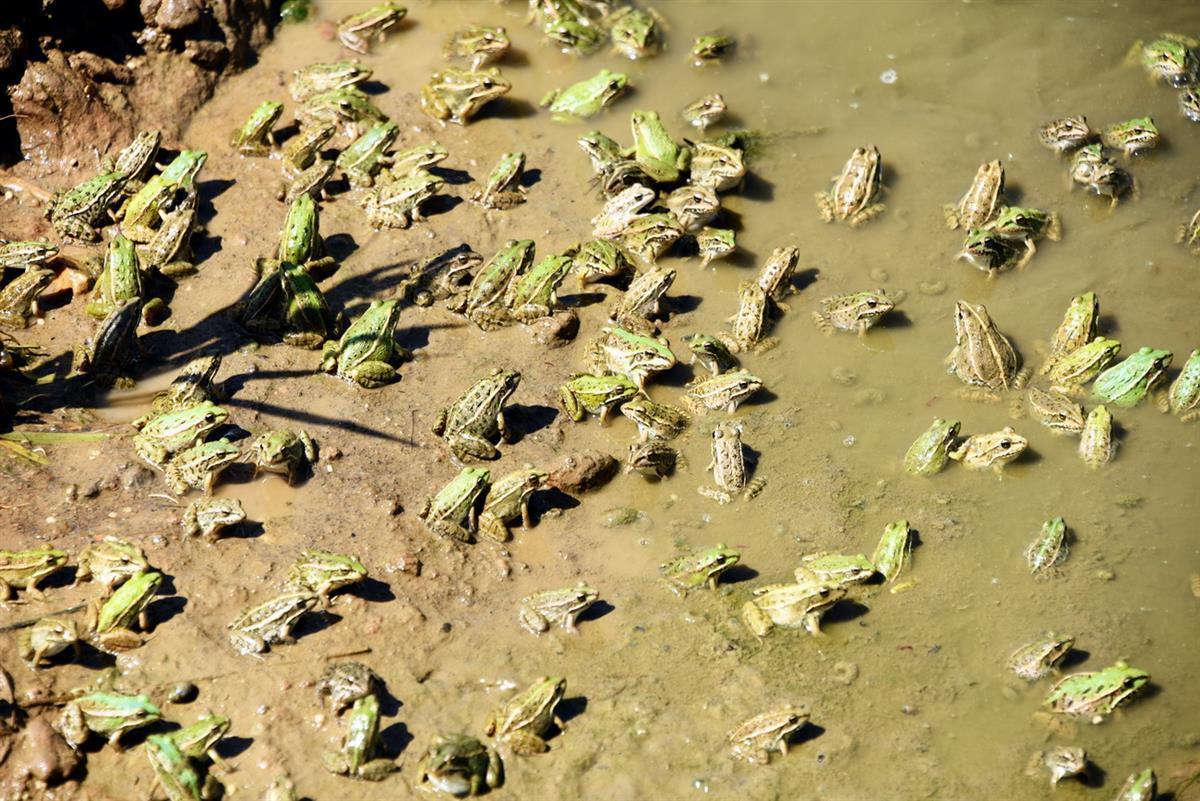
[
  {"x1": 797, "y1": 554, "x2": 876, "y2": 588},
  {"x1": 665, "y1": 184, "x2": 720, "y2": 232},
  {"x1": 1040, "y1": 292, "x2": 1099, "y2": 375},
  {"x1": 698, "y1": 421, "x2": 748, "y2": 504},
  {"x1": 181, "y1": 497, "x2": 246, "y2": 541},
  {"x1": 0, "y1": 546, "x2": 68, "y2": 601},
  {"x1": 1137, "y1": 34, "x2": 1198, "y2": 86},
  {"x1": 540, "y1": 70, "x2": 628, "y2": 119},
  {"x1": 1100, "y1": 116, "x2": 1161, "y2": 157},
  {"x1": 696, "y1": 226, "x2": 737, "y2": 267},
  {"x1": 1092, "y1": 346, "x2": 1172, "y2": 407},
  {"x1": 76, "y1": 536, "x2": 148, "y2": 595},
  {"x1": 948, "y1": 427, "x2": 1028, "y2": 473},
  {"x1": 691, "y1": 33, "x2": 734, "y2": 63},
  {"x1": 288, "y1": 61, "x2": 372, "y2": 102},
  {"x1": 296, "y1": 87, "x2": 386, "y2": 138},
  {"x1": 18, "y1": 616, "x2": 79, "y2": 670},
  {"x1": 361, "y1": 170, "x2": 443, "y2": 229},
  {"x1": 690, "y1": 141, "x2": 746, "y2": 192},
  {"x1": 72, "y1": 297, "x2": 143, "y2": 387},
  {"x1": 519, "y1": 582, "x2": 598, "y2": 635},
  {"x1": 1166, "y1": 348, "x2": 1200, "y2": 421},
  {"x1": 1042, "y1": 746, "x2": 1087, "y2": 786},
  {"x1": 683, "y1": 369, "x2": 763, "y2": 414},
  {"x1": 0, "y1": 266, "x2": 53, "y2": 328},
  {"x1": 337, "y1": 121, "x2": 399, "y2": 188},
  {"x1": 317, "y1": 661, "x2": 379, "y2": 715},
  {"x1": 284, "y1": 549, "x2": 368, "y2": 607},
  {"x1": 88, "y1": 569, "x2": 163, "y2": 650},
  {"x1": 478, "y1": 465, "x2": 548, "y2": 543},
  {"x1": 816, "y1": 145, "x2": 884, "y2": 227},
  {"x1": 625, "y1": 110, "x2": 690, "y2": 183},
  {"x1": 609, "y1": 7, "x2": 663, "y2": 59},
  {"x1": 268, "y1": 194, "x2": 335, "y2": 275},
  {"x1": 122, "y1": 150, "x2": 207, "y2": 243},
  {"x1": 48, "y1": 169, "x2": 127, "y2": 242},
  {"x1": 610, "y1": 264, "x2": 675, "y2": 325},
  {"x1": 457, "y1": 239, "x2": 535, "y2": 324},
  {"x1": 1179, "y1": 208, "x2": 1200, "y2": 255},
  {"x1": 742, "y1": 580, "x2": 845, "y2": 638},
  {"x1": 571, "y1": 239, "x2": 636, "y2": 287},
  {"x1": 622, "y1": 213, "x2": 684, "y2": 263},
  {"x1": 281, "y1": 124, "x2": 336, "y2": 186},
  {"x1": 753, "y1": 245, "x2": 800, "y2": 304},
  {"x1": 683, "y1": 332, "x2": 738, "y2": 376},
  {"x1": 945, "y1": 300, "x2": 1023, "y2": 394},
  {"x1": 984, "y1": 206, "x2": 1063, "y2": 252},
  {"x1": 727, "y1": 707, "x2": 809, "y2": 765},
  {"x1": 1024, "y1": 516, "x2": 1068, "y2": 573},
  {"x1": 133, "y1": 354, "x2": 224, "y2": 428},
  {"x1": 416, "y1": 733, "x2": 503, "y2": 796},
  {"x1": 231, "y1": 100, "x2": 283, "y2": 156},
  {"x1": 542, "y1": 19, "x2": 605, "y2": 55},
  {"x1": 620, "y1": 397, "x2": 691, "y2": 441},
  {"x1": 1027, "y1": 388, "x2": 1085, "y2": 435},
  {"x1": 471, "y1": 151, "x2": 527, "y2": 210},
  {"x1": 659, "y1": 543, "x2": 740, "y2": 595},
  {"x1": 903, "y1": 418, "x2": 960, "y2": 476},
  {"x1": 944, "y1": 159, "x2": 1005, "y2": 230},
  {"x1": 1180, "y1": 87, "x2": 1200, "y2": 123},
  {"x1": 1113, "y1": 769, "x2": 1157, "y2": 801},
  {"x1": 956, "y1": 227, "x2": 1028, "y2": 275},
  {"x1": 421, "y1": 67, "x2": 511, "y2": 125},
  {"x1": 227, "y1": 590, "x2": 318, "y2": 655},
  {"x1": 1038, "y1": 115, "x2": 1093, "y2": 153},
  {"x1": 484, "y1": 676, "x2": 567, "y2": 756},
  {"x1": 145, "y1": 733, "x2": 222, "y2": 801},
  {"x1": 382, "y1": 141, "x2": 450, "y2": 181},
  {"x1": 432, "y1": 368, "x2": 521, "y2": 462},
  {"x1": 813, "y1": 290, "x2": 894, "y2": 335},
  {"x1": 0, "y1": 240, "x2": 58, "y2": 270},
  {"x1": 591, "y1": 183, "x2": 656, "y2": 239},
  {"x1": 320, "y1": 299, "x2": 405, "y2": 387},
  {"x1": 337, "y1": 2, "x2": 406, "y2": 53},
  {"x1": 871, "y1": 520, "x2": 912, "y2": 583},
  {"x1": 164, "y1": 438, "x2": 240, "y2": 495},
  {"x1": 1070, "y1": 144, "x2": 1132, "y2": 205},
  {"x1": 133, "y1": 402, "x2": 228, "y2": 471},
  {"x1": 1008, "y1": 633, "x2": 1074, "y2": 681},
  {"x1": 86, "y1": 232, "x2": 143, "y2": 319},
  {"x1": 167, "y1": 712, "x2": 231, "y2": 765},
  {"x1": 418, "y1": 467, "x2": 491, "y2": 542},
  {"x1": 444, "y1": 25, "x2": 510, "y2": 69},
  {"x1": 281, "y1": 263, "x2": 339, "y2": 348},
  {"x1": 559, "y1": 373, "x2": 638, "y2": 423},
  {"x1": 139, "y1": 189, "x2": 202, "y2": 277},
  {"x1": 682, "y1": 93, "x2": 726, "y2": 132},
  {"x1": 1043, "y1": 661, "x2": 1149, "y2": 722},
  {"x1": 103, "y1": 130, "x2": 160, "y2": 193},
  {"x1": 57, "y1": 691, "x2": 161, "y2": 750},
  {"x1": 250, "y1": 428, "x2": 317, "y2": 483},
  {"x1": 1078, "y1": 404, "x2": 1115, "y2": 468},
  {"x1": 589, "y1": 324, "x2": 677, "y2": 390},
  {"x1": 1048, "y1": 337, "x2": 1121, "y2": 390}
]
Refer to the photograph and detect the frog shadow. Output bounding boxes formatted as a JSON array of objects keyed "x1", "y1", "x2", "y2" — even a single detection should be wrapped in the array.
[
  {"x1": 324, "y1": 257, "x2": 411, "y2": 312},
  {"x1": 560, "y1": 290, "x2": 607, "y2": 310},
  {"x1": 215, "y1": 735, "x2": 254, "y2": 760},
  {"x1": 725, "y1": 247, "x2": 760, "y2": 269},
  {"x1": 739, "y1": 172, "x2": 774, "y2": 203},
  {"x1": 1059, "y1": 647, "x2": 1090, "y2": 670},
  {"x1": 473, "y1": 97, "x2": 539, "y2": 122},
  {"x1": 740, "y1": 386, "x2": 780, "y2": 409},
  {"x1": 556, "y1": 695, "x2": 588, "y2": 727},
  {"x1": 823, "y1": 599, "x2": 869, "y2": 627},
  {"x1": 519, "y1": 168, "x2": 542, "y2": 189},
  {"x1": 148, "y1": 595, "x2": 188, "y2": 630},
  {"x1": 577, "y1": 600, "x2": 614, "y2": 626},
  {"x1": 791, "y1": 267, "x2": 820, "y2": 293},
  {"x1": 197, "y1": 178, "x2": 237, "y2": 222},
  {"x1": 396, "y1": 322, "x2": 462, "y2": 352},
  {"x1": 374, "y1": 681, "x2": 404, "y2": 717},
  {"x1": 655, "y1": 361, "x2": 697, "y2": 389},
  {"x1": 424, "y1": 193, "x2": 464, "y2": 219},
  {"x1": 220, "y1": 518, "x2": 266, "y2": 540},
  {"x1": 292, "y1": 609, "x2": 342, "y2": 641},
  {"x1": 721, "y1": 564, "x2": 760, "y2": 586},
  {"x1": 530, "y1": 487, "x2": 580, "y2": 521},
  {"x1": 75, "y1": 644, "x2": 118, "y2": 672},
  {"x1": 357, "y1": 80, "x2": 390, "y2": 96},
  {"x1": 324, "y1": 233, "x2": 360, "y2": 263},
  {"x1": 664, "y1": 293, "x2": 703, "y2": 316},
  {"x1": 344, "y1": 577, "x2": 395, "y2": 604},
  {"x1": 379, "y1": 721, "x2": 413, "y2": 759},
  {"x1": 1078, "y1": 761, "x2": 1107, "y2": 788},
  {"x1": 430, "y1": 166, "x2": 474, "y2": 186},
  {"x1": 1013, "y1": 447, "x2": 1042, "y2": 468},
  {"x1": 506, "y1": 403, "x2": 559, "y2": 442},
  {"x1": 875, "y1": 309, "x2": 913, "y2": 330},
  {"x1": 712, "y1": 206, "x2": 744, "y2": 232},
  {"x1": 1096, "y1": 314, "x2": 1120, "y2": 337}
]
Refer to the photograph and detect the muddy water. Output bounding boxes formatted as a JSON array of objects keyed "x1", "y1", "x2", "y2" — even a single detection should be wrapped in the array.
[{"x1": 5, "y1": 1, "x2": 1200, "y2": 799}]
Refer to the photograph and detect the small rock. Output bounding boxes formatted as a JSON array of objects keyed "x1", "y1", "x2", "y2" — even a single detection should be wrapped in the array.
[
  {"x1": 529, "y1": 310, "x2": 579, "y2": 347},
  {"x1": 392, "y1": 553, "x2": 420, "y2": 576},
  {"x1": 166, "y1": 681, "x2": 198, "y2": 703},
  {"x1": 547, "y1": 450, "x2": 618, "y2": 493},
  {"x1": 120, "y1": 464, "x2": 156, "y2": 490},
  {"x1": 602, "y1": 507, "x2": 642, "y2": 527}
]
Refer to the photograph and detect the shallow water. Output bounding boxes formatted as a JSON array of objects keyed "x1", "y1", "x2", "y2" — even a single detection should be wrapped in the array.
[{"x1": 4, "y1": 1, "x2": 1200, "y2": 799}]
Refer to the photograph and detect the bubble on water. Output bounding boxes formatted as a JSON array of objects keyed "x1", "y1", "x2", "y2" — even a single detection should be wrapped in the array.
[
  {"x1": 880, "y1": 68, "x2": 898, "y2": 84},
  {"x1": 843, "y1": 435, "x2": 856, "y2": 447}
]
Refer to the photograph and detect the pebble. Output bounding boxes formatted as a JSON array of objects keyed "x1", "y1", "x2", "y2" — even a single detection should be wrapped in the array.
[
  {"x1": 167, "y1": 681, "x2": 198, "y2": 703},
  {"x1": 602, "y1": 507, "x2": 642, "y2": 527},
  {"x1": 918, "y1": 280, "x2": 947, "y2": 296}
]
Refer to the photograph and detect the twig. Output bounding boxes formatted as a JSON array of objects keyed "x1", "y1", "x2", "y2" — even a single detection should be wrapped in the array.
[{"x1": 0, "y1": 603, "x2": 87, "y2": 632}]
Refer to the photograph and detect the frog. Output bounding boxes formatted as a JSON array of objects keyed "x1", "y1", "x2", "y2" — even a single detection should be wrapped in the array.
[
  {"x1": 696, "y1": 421, "x2": 747, "y2": 503},
  {"x1": 625, "y1": 110, "x2": 690, "y2": 183},
  {"x1": 181, "y1": 497, "x2": 247, "y2": 541},
  {"x1": 18, "y1": 616, "x2": 80, "y2": 670},
  {"x1": 559, "y1": 373, "x2": 638, "y2": 423},
  {"x1": 541, "y1": 18, "x2": 605, "y2": 55},
  {"x1": 48, "y1": 169, "x2": 127, "y2": 242},
  {"x1": 317, "y1": 661, "x2": 380, "y2": 715},
  {"x1": 1008, "y1": 633, "x2": 1075, "y2": 681},
  {"x1": 284, "y1": 550, "x2": 367, "y2": 608},
  {"x1": 1038, "y1": 115, "x2": 1094, "y2": 153},
  {"x1": 75, "y1": 536, "x2": 149, "y2": 595},
  {"x1": 250, "y1": 428, "x2": 317, "y2": 484},
  {"x1": 813, "y1": 289, "x2": 894, "y2": 335},
  {"x1": 1047, "y1": 337, "x2": 1122, "y2": 391},
  {"x1": 541, "y1": 69, "x2": 628, "y2": 119},
  {"x1": 87, "y1": 569, "x2": 163, "y2": 651},
  {"x1": 1026, "y1": 388, "x2": 1085, "y2": 435},
  {"x1": 1113, "y1": 769, "x2": 1157, "y2": 801},
  {"x1": 416, "y1": 733, "x2": 503, "y2": 796},
  {"x1": 421, "y1": 67, "x2": 511, "y2": 125},
  {"x1": 610, "y1": 264, "x2": 675, "y2": 325},
  {"x1": 1039, "y1": 292, "x2": 1099, "y2": 375},
  {"x1": 727, "y1": 706, "x2": 809, "y2": 765},
  {"x1": 608, "y1": 6, "x2": 663, "y2": 59},
  {"x1": 696, "y1": 226, "x2": 737, "y2": 267},
  {"x1": 145, "y1": 733, "x2": 222, "y2": 801},
  {"x1": 281, "y1": 124, "x2": 336, "y2": 185},
  {"x1": 592, "y1": 183, "x2": 657, "y2": 240},
  {"x1": 1137, "y1": 34, "x2": 1199, "y2": 86},
  {"x1": 578, "y1": 129, "x2": 627, "y2": 177},
  {"x1": 227, "y1": 590, "x2": 318, "y2": 655},
  {"x1": 0, "y1": 267, "x2": 53, "y2": 328},
  {"x1": 471, "y1": 151, "x2": 527, "y2": 210},
  {"x1": 337, "y1": 2, "x2": 406, "y2": 54},
  {"x1": 433, "y1": 369, "x2": 521, "y2": 462},
  {"x1": 620, "y1": 397, "x2": 691, "y2": 441},
  {"x1": 665, "y1": 184, "x2": 720, "y2": 232},
  {"x1": 1179, "y1": 208, "x2": 1200, "y2": 255},
  {"x1": 659, "y1": 543, "x2": 740, "y2": 595},
  {"x1": 139, "y1": 188, "x2": 202, "y2": 277},
  {"x1": 571, "y1": 239, "x2": 637, "y2": 287},
  {"x1": 382, "y1": 141, "x2": 450, "y2": 181},
  {"x1": 0, "y1": 240, "x2": 59, "y2": 271},
  {"x1": 167, "y1": 712, "x2": 232, "y2": 765},
  {"x1": 418, "y1": 467, "x2": 491, "y2": 542},
  {"x1": 741, "y1": 580, "x2": 846, "y2": 638},
  {"x1": 1180, "y1": 87, "x2": 1200, "y2": 123},
  {"x1": 1079, "y1": 405, "x2": 1115, "y2": 468},
  {"x1": 903, "y1": 418, "x2": 961, "y2": 476},
  {"x1": 1025, "y1": 516, "x2": 1069, "y2": 573},
  {"x1": 621, "y1": 213, "x2": 685, "y2": 263},
  {"x1": 944, "y1": 159, "x2": 1005, "y2": 230},
  {"x1": 519, "y1": 583, "x2": 598, "y2": 635},
  {"x1": 478, "y1": 465, "x2": 548, "y2": 543},
  {"x1": 955, "y1": 227, "x2": 1028, "y2": 276},
  {"x1": 288, "y1": 61, "x2": 372, "y2": 103},
  {"x1": 1042, "y1": 746, "x2": 1088, "y2": 786},
  {"x1": 1093, "y1": 346, "x2": 1172, "y2": 407},
  {"x1": 589, "y1": 324, "x2": 677, "y2": 390},
  {"x1": 231, "y1": 100, "x2": 284, "y2": 156},
  {"x1": 264, "y1": 194, "x2": 335, "y2": 276},
  {"x1": 102, "y1": 129, "x2": 160, "y2": 193},
  {"x1": 1043, "y1": 661, "x2": 1149, "y2": 722},
  {"x1": 121, "y1": 150, "x2": 207, "y2": 243},
  {"x1": 361, "y1": 170, "x2": 444, "y2": 229},
  {"x1": 1100, "y1": 116, "x2": 1160, "y2": 157},
  {"x1": 86, "y1": 232, "x2": 143, "y2": 320},
  {"x1": 323, "y1": 694, "x2": 398, "y2": 781},
  {"x1": 72, "y1": 297, "x2": 143, "y2": 387},
  {"x1": 945, "y1": 300, "x2": 1024, "y2": 395},
  {"x1": 484, "y1": 676, "x2": 567, "y2": 756},
  {"x1": 690, "y1": 141, "x2": 746, "y2": 193},
  {"x1": 1070, "y1": 144, "x2": 1132, "y2": 205},
  {"x1": 816, "y1": 145, "x2": 884, "y2": 227},
  {"x1": 683, "y1": 369, "x2": 763, "y2": 414},
  {"x1": 133, "y1": 353, "x2": 224, "y2": 429},
  {"x1": 282, "y1": 158, "x2": 336, "y2": 205},
  {"x1": 57, "y1": 691, "x2": 162, "y2": 750},
  {"x1": 337, "y1": 121, "x2": 399, "y2": 188},
  {"x1": 296, "y1": 87, "x2": 387, "y2": 138},
  {"x1": 133, "y1": 402, "x2": 229, "y2": 471},
  {"x1": 683, "y1": 332, "x2": 738, "y2": 375},
  {"x1": 691, "y1": 33, "x2": 735, "y2": 63},
  {"x1": 871, "y1": 520, "x2": 912, "y2": 583},
  {"x1": 164, "y1": 438, "x2": 240, "y2": 495},
  {"x1": 715, "y1": 283, "x2": 773, "y2": 354},
  {"x1": 796, "y1": 554, "x2": 876, "y2": 588},
  {"x1": 1166, "y1": 348, "x2": 1200, "y2": 421},
  {"x1": 281, "y1": 263, "x2": 340, "y2": 349},
  {"x1": 683, "y1": 93, "x2": 726, "y2": 132},
  {"x1": 625, "y1": 440, "x2": 676, "y2": 478},
  {"x1": 948, "y1": 427, "x2": 1028, "y2": 473},
  {"x1": 458, "y1": 239, "x2": 536, "y2": 326},
  {"x1": 320, "y1": 299, "x2": 405, "y2": 387},
  {"x1": 752, "y1": 245, "x2": 800, "y2": 306},
  {"x1": 983, "y1": 206, "x2": 1063, "y2": 255},
  {"x1": 444, "y1": 25, "x2": 510, "y2": 69}
]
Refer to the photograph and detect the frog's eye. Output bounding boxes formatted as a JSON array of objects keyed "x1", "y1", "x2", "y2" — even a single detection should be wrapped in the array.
[
  {"x1": 482, "y1": 79, "x2": 494, "y2": 88},
  {"x1": 204, "y1": 412, "x2": 217, "y2": 423},
  {"x1": 1000, "y1": 439, "x2": 1012, "y2": 449},
  {"x1": 866, "y1": 299, "x2": 878, "y2": 308}
]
